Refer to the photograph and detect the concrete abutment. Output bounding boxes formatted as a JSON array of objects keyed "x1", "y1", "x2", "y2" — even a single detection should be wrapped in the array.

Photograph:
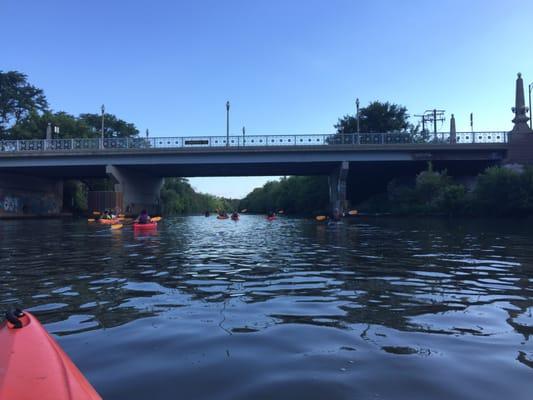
[
  {"x1": 0, "y1": 172, "x2": 63, "y2": 218},
  {"x1": 106, "y1": 165, "x2": 164, "y2": 215}
]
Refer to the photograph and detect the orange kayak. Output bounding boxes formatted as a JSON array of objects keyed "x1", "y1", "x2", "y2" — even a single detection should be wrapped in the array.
[
  {"x1": 99, "y1": 218, "x2": 119, "y2": 225},
  {"x1": 133, "y1": 222, "x2": 158, "y2": 230},
  {"x1": 0, "y1": 309, "x2": 101, "y2": 400}
]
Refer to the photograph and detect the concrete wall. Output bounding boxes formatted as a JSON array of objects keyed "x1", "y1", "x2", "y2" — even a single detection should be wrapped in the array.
[
  {"x1": 0, "y1": 173, "x2": 63, "y2": 218},
  {"x1": 106, "y1": 165, "x2": 163, "y2": 215}
]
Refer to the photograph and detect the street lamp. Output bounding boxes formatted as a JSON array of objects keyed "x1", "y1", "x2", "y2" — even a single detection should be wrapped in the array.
[
  {"x1": 356, "y1": 98, "x2": 360, "y2": 133},
  {"x1": 226, "y1": 101, "x2": 230, "y2": 146},
  {"x1": 100, "y1": 104, "x2": 105, "y2": 145},
  {"x1": 242, "y1": 126, "x2": 245, "y2": 146},
  {"x1": 529, "y1": 82, "x2": 533, "y2": 129}
]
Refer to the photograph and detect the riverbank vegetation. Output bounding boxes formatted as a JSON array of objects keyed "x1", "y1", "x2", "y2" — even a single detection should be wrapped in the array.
[
  {"x1": 161, "y1": 178, "x2": 238, "y2": 215},
  {"x1": 361, "y1": 164, "x2": 533, "y2": 217},
  {"x1": 240, "y1": 165, "x2": 533, "y2": 218},
  {"x1": 239, "y1": 176, "x2": 329, "y2": 214}
]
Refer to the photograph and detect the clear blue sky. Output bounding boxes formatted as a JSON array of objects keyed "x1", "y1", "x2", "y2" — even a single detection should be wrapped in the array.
[{"x1": 3, "y1": 0, "x2": 533, "y2": 197}]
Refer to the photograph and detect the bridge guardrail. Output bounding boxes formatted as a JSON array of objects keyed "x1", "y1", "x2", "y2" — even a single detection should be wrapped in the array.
[{"x1": 0, "y1": 131, "x2": 508, "y2": 153}]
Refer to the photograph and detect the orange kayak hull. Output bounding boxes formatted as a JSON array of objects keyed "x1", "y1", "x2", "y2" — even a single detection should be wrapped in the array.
[
  {"x1": 99, "y1": 218, "x2": 119, "y2": 225},
  {"x1": 133, "y1": 222, "x2": 158, "y2": 230},
  {"x1": 0, "y1": 311, "x2": 101, "y2": 400}
]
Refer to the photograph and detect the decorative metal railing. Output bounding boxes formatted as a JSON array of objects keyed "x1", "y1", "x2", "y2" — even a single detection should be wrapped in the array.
[{"x1": 0, "y1": 131, "x2": 508, "y2": 153}]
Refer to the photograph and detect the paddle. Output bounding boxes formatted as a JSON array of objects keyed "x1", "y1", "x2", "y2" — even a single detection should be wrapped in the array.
[
  {"x1": 348, "y1": 210, "x2": 358, "y2": 216},
  {"x1": 92, "y1": 211, "x2": 101, "y2": 216},
  {"x1": 315, "y1": 215, "x2": 327, "y2": 222},
  {"x1": 111, "y1": 223, "x2": 123, "y2": 230},
  {"x1": 241, "y1": 208, "x2": 248, "y2": 213},
  {"x1": 87, "y1": 218, "x2": 95, "y2": 223},
  {"x1": 150, "y1": 216, "x2": 162, "y2": 222}
]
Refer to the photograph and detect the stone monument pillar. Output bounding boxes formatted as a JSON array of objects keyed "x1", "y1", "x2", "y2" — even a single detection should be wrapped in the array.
[
  {"x1": 449, "y1": 114, "x2": 456, "y2": 143},
  {"x1": 511, "y1": 73, "x2": 531, "y2": 134},
  {"x1": 507, "y1": 73, "x2": 533, "y2": 164}
]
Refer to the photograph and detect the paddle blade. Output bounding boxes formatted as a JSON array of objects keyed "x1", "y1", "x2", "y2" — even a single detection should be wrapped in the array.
[
  {"x1": 150, "y1": 216, "x2": 162, "y2": 222},
  {"x1": 241, "y1": 209, "x2": 248, "y2": 213},
  {"x1": 92, "y1": 211, "x2": 101, "y2": 215},
  {"x1": 348, "y1": 210, "x2": 358, "y2": 216},
  {"x1": 118, "y1": 214, "x2": 125, "y2": 218},
  {"x1": 315, "y1": 215, "x2": 327, "y2": 222},
  {"x1": 87, "y1": 218, "x2": 95, "y2": 223},
  {"x1": 111, "y1": 224, "x2": 123, "y2": 230}
]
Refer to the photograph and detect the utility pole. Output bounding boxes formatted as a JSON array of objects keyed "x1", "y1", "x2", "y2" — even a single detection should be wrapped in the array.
[
  {"x1": 242, "y1": 126, "x2": 245, "y2": 146},
  {"x1": 470, "y1": 113, "x2": 474, "y2": 133},
  {"x1": 356, "y1": 98, "x2": 360, "y2": 133},
  {"x1": 415, "y1": 109, "x2": 445, "y2": 139},
  {"x1": 226, "y1": 101, "x2": 230, "y2": 146}
]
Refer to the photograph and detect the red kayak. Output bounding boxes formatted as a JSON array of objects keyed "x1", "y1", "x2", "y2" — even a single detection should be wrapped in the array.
[
  {"x1": 266, "y1": 216, "x2": 276, "y2": 221},
  {"x1": 0, "y1": 309, "x2": 101, "y2": 400},
  {"x1": 133, "y1": 221, "x2": 158, "y2": 230}
]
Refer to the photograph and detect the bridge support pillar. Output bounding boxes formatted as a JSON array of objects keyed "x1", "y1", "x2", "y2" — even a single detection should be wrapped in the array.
[
  {"x1": 329, "y1": 161, "x2": 349, "y2": 214},
  {"x1": 106, "y1": 165, "x2": 164, "y2": 215}
]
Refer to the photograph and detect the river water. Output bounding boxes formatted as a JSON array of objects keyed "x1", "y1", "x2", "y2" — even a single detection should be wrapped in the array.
[{"x1": 0, "y1": 216, "x2": 531, "y2": 399}]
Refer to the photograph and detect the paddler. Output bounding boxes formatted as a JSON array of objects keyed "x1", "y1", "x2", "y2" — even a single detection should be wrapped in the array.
[{"x1": 137, "y1": 209, "x2": 151, "y2": 224}]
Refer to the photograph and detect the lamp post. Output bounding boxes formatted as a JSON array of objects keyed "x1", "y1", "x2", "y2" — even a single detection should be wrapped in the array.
[
  {"x1": 226, "y1": 101, "x2": 230, "y2": 146},
  {"x1": 356, "y1": 98, "x2": 360, "y2": 133},
  {"x1": 242, "y1": 126, "x2": 245, "y2": 146},
  {"x1": 528, "y1": 82, "x2": 533, "y2": 129},
  {"x1": 100, "y1": 104, "x2": 105, "y2": 147}
]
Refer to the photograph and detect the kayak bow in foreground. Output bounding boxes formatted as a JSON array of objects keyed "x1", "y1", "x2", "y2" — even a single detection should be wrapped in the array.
[{"x1": 0, "y1": 309, "x2": 102, "y2": 400}]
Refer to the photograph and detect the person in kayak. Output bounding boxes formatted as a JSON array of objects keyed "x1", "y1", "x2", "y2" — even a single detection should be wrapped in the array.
[
  {"x1": 205, "y1": 210, "x2": 210, "y2": 217},
  {"x1": 267, "y1": 210, "x2": 275, "y2": 218},
  {"x1": 137, "y1": 209, "x2": 151, "y2": 224},
  {"x1": 231, "y1": 211, "x2": 239, "y2": 219},
  {"x1": 102, "y1": 210, "x2": 113, "y2": 220}
]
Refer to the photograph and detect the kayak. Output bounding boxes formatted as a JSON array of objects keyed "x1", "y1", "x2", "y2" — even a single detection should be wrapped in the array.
[
  {"x1": 217, "y1": 215, "x2": 229, "y2": 220},
  {"x1": 0, "y1": 309, "x2": 102, "y2": 400},
  {"x1": 99, "y1": 218, "x2": 119, "y2": 225},
  {"x1": 266, "y1": 216, "x2": 276, "y2": 221},
  {"x1": 133, "y1": 222, "x2": 158, "y2": 230},
  {"x1": 231, "y1": 215, "x2": 239, "y2": 221}
]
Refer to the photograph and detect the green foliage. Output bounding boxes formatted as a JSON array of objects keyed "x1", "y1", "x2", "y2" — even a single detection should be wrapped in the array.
[
  {"x1": 63, "y1": 180, "x2": 88, "y2": 213},
  {"x1": 9, "y1": 111, "x2": 94, "y2": 139},
  {"x1": 79, "y1": 113, "x2": 139, "y2": 138},
  {"x1": 335, "y1": 101, "x2": 412, "y2": 134},
  {"x1": 1, "y1": 70, "x2": 138, "y2": 139},
  {"x1": 239, "y1": 176, "x2": 329, "y2": 214},
  {"x1": 473, "y1": 166, "x2": 533, "y2": 216},
  {"x1": 0, "y1": 71, "x2": 48, "y2": 135},
  {"x1": 368, "y1": 165, "x2": 533, "y2": 217},
  {"x1": 161, "y1": 178, "x2": 237, "y2": 215}
]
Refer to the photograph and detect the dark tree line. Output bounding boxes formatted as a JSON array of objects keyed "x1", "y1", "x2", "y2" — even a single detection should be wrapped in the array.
[{"x1": 0, "y1": 70, "x2": 138, "y2": 139}]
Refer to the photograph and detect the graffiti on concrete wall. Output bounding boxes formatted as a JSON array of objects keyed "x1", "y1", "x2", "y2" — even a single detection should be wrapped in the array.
[{"x1": 1, "y1": 196, "x2": 21, "y2": 213}]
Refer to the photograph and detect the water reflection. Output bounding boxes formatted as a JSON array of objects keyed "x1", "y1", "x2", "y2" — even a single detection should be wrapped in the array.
[{"x1": 0, "y1": 216, "x2": 531, "y2": 399}]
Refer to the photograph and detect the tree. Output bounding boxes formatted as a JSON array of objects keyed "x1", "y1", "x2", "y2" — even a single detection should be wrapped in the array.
[
  {"x1": 79, "y1": 113, "x2": 139, "y2": 138},
  {"x1": 0, "y1": 71, "x2": 48, "y2": 136},
  {"x1": 9, "y1": 111, "x2": 93, "y2": 139},
  {"x1": 335, "y1": 101, "x2": 411, "y2": 134}
]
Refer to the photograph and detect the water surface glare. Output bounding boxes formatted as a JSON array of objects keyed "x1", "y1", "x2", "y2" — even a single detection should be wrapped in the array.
[{"x1": 1, "y1": 216, "x2": 532, "y2": 399}]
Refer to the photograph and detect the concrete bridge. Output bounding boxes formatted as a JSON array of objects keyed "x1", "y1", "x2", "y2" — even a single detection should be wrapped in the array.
[
  {"x1": 1, "y1": 72, "x2": 532, "y2": 217},
  {"x1": 0, "y1": 131, "x2": 513, "y2": 216}
]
